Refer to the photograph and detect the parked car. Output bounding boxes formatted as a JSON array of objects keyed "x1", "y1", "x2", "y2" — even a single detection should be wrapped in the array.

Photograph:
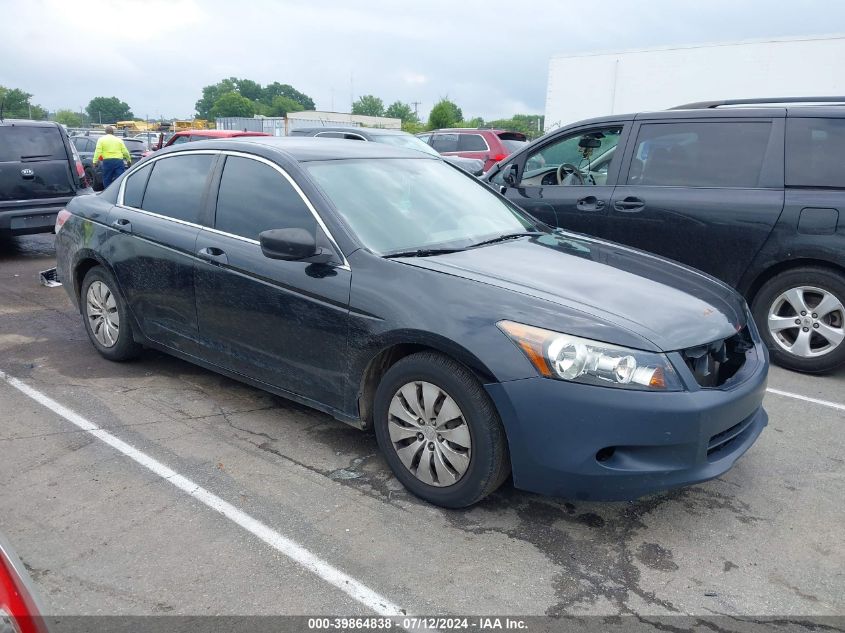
[
  {"x1": 0, "y1": 532, "x2": 49, "y2": 633},
  {"x1": 291, "y1": 126, "x2": 485, "y2": 175},
  {"x1": 154, "y1": 128, "x2": 271, "y2": 150},
  {"x1": 55, "y1": 138, "x2": 767, "y2": 507},
  {"x1": 71, "y1": 135, "x2": 148, "y2": 191},
  {"x1": 0, "y1": 119, "x2": 90, "y2": 237},
  {"x1": 133, "y1": 131, "x2": 163, "y2": 150},
  {"x1": 485, "y1": 97, "x2": 845, "y2": 374},
  {"x1": 419, "y1": 128, "x2": 527, "y2": 172}
]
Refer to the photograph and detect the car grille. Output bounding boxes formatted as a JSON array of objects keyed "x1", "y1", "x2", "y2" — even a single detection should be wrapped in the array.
[
  {"x1": 707, "y1": 413, "x2": 755, "y2": 461},
  {"x1": 681, "y1": 326, "x2": 753, "y2": 388}
]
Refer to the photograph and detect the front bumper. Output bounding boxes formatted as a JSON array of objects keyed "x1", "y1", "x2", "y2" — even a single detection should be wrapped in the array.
[{"x1": 485, "y1": 343, "x2": 768, "y2": 501}]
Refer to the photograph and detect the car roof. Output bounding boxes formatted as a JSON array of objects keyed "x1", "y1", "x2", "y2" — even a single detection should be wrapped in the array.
[
  {"x1": 429, "y1": 128, "x2": 511, "y2": 134},
  {"x1": 294, "y1": 126, "x2": 408, "y2": 137},
  {"x1": 163, "y1": 136, "x2": 436, "y2": 162},
  {"x1": 174, "y1": 129, "x2": 269, "y2": 137},
  {"x1": 0, "y1": 119, "x2": 61, "y2": 128}
]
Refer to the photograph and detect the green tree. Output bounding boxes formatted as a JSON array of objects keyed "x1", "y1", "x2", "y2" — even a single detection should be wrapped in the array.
[
  {"x1": 457, "y1": 116, "x2": 484, "y2": 128},
  {"x1": 195, "y1": 78, "x2": 238, "y2": 119},
  {"x1": 351, "y1": 94, "x2": 385, "y2": 117},
  {"x1": 267, "y1": 95, "x2": 304, "y2": 117},
  {"x1": 55, "y1": 109, "x2": 82, "y2": 127},
  {"x1": 86, "y1": 96, "x2": 133, "y2": 124},
  {"x1": 427, "y1": 98, "x2": 463, "y2": 129},
  {"x1": 486, "y1": 114, "x2": 545, "y2": 139},
  {"x1": 235, "y1": 78, "x2": 263, "y2": 102},
  {"x1": 210, "y1": 92, "x2": 255, "y2": 119},
  {"x1": 0, "y1": 86, "x2": 47, "y2": 119},
  {"x1": 261, "y1": 82, "x2": 314, "y2": 111},
  {"x1": 384, "y1": 101, "x2": 419, "y2": 125}
]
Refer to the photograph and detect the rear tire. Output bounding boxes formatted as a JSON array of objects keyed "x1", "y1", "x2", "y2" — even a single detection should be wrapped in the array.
[
  {"x1": 80, "y1": 266, "x2": 142, "y2": 362},
  {"x1": 373, "y1": 352, "x2": 510, "y2": 508},
  {"x1": 751, "y1": 267, "x2": 845, "y2": 373}
]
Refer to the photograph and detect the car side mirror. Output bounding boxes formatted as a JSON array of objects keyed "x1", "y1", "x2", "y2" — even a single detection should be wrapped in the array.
[
  {"x1": 259, "y1": 228, "x2": 334, "y2": 264},
  {"x1": 502, "y1": 163, "x2": 519, "y2": 187}
]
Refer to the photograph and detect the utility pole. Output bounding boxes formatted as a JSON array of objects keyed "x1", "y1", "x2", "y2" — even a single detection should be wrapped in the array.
[{"x1": 411, "y1": 101, "x2": 421, "y2": 117}]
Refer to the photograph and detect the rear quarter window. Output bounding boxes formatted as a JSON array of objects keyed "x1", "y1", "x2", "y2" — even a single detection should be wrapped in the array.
[
  {"x1": 0, "y1": 125, "x2": 67, "y2": 162},
  {"x1": 786, "y1": 118, "x2": 845, "y2": 188},
  {"x1": 457, "y1": 134, "x2": 488, "y2": 152}
]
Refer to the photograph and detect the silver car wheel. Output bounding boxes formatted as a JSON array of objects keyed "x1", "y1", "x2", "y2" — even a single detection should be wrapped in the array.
[
  {"x1": 86, "y1": 280, "x2": 120, "y2": 348},
  {"x1": 387, "y1": 381, "x2": 472, "y2": 487},
  {"x1": 767, "y1": 285, "x2": 845, "y2": 358}
]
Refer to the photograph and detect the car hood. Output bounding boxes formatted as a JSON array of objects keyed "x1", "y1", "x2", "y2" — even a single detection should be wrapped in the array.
[{"x1": 396, "y1": 232, "x2": 746, "y2": 351}]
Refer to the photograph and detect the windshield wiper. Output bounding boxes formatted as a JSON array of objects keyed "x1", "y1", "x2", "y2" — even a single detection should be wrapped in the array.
[
  {"x1": 382, "y1": 247, "x2": 464, "y2": 259},
  {"x1": 20, "y1": 154, "x2": 53, "y2": 161},
  {"x1": 469, "y1": 231, "x2": 544, "y2": 248}
]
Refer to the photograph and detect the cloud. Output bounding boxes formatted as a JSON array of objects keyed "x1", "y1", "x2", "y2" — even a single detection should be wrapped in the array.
[{"x1": 2, "y1": 0, "x2": 844, "y2": 122}]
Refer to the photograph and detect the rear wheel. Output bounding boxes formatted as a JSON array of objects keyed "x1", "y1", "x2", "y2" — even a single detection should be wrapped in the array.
[
  {"x1": 80, "y1": 267, "x2": 141, "y2": 361},
  {"x1": 752, "y1": 267, "x2": 845, "y2": 373},
  {"x1": 373, "y1": 352, "x2": 510, "y2": 508}
]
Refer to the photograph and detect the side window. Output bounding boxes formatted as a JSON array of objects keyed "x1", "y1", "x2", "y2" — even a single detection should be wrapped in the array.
[
  {"x1": 315, "y1": 131, "x2": 344, "y2": 138},
  {"x1": 430, "y1": 133, "x2": 458, "y2": 153},
  {"x1": 141, "y1": 154, "x2": 214, "y2": 223},
  {"x1": 457, "y1": 134, "x2": 488, "y2": 152},
  {"x1": 785, "y1": 117, "x2": 845, "y2": 188},
  {"x1": 522, "y1": 126, "x2": 623, "y2": 186},
  {"x1": 190, "y1": 135, "x2": 209, "y2": 143},
  {"x1": 170, "y1": 135, "x2": 191, "y2": 145},
  {"x1": 215, "y1": 156, "x2": 317, "y2": 240},
  {"x1": 629, "y1": 121, "x2": 772, "y2": 188},
  {"x1": 417, "y1": 134, "x2": 431, "y2": 144},
  {"x1": 72, "y1": 137, "x2": 89, "y2": 152},
  {"x1": 122, "y1": 163, "x2": 152, "y2": 208}
]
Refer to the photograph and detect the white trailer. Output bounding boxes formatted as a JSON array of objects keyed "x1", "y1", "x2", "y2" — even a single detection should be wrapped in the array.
[{"x1": 544, "y1": 35, "x2": 845, "y2": 131}]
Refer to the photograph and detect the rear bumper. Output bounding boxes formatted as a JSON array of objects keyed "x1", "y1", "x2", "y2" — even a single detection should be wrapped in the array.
[
  {"x1": 485, "y1": 345, "x2": 768, "y2": 501},
  {"x1": 0, "y1": 197, "x2": 83, "y2": 235}
]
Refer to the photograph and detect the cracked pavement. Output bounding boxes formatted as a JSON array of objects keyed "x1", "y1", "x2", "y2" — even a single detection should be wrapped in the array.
[{"x1": 0, "y1": 234, "x2": 843, "y2": 624}]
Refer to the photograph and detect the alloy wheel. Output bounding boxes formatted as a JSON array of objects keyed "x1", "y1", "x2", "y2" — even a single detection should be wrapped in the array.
[
  {"x1": 767, "y1": 285, "x2": 844, "y2": 358},
  {"x1": 387, "y1": 381, "x2": 472, "y2": 487},
  {"x1": 86, "y1": 280, "x2": 120, "y2": 348}
]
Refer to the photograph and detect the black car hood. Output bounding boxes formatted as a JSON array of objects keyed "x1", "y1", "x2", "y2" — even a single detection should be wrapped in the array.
[{"x1": 397, "y1": 233, "x2": 746, "y2": 351}]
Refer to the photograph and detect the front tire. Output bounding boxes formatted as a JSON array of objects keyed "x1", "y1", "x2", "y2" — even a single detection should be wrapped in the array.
[
  {"x1": 373, "y1": 352, "x2": 510, "y2": 508},
  {"x1": 80, "y1": 266, "x2": 142, "y2": 361},
  {"x1": 751, "y1": 267, "x2": 845, "y2": 373}
]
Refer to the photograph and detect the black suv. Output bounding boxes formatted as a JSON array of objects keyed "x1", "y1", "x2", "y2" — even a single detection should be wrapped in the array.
[
  {"x1": 0, "y1": 119, "x2": 90, "y2": 236},
  {"x1": 486, "y1": 97, "x2": 845, "y2": 373}
]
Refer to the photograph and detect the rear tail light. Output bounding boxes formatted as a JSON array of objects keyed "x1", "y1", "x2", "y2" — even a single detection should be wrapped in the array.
[
  {"x1": 490, "y1": 153, "x2": 508, "y2": 162},
  {"x1": 54, "y1": 209, "x2": 71, "y2": 234},
  {"x1": 0, "y1": 542, "x2": 48, "y2": 633}
]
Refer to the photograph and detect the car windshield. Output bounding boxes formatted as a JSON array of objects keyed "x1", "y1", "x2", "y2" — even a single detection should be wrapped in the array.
[
  {"x1": 371, "y1": 134, "x2": 440, "y2": 157},
  {"x1": 305, "y1": 158, "x2": 538, "y2": 255}
]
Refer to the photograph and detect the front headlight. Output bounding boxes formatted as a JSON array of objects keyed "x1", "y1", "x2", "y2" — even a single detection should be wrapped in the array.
[{"x1": 498, "y1": 320, "x2": 683, "y2": 391}]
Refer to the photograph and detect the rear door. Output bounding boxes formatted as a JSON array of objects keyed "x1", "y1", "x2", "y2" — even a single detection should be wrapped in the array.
[
  {"x1": 606, "y1": 116, "x2": 785, "y2": 286},
  {"x1": 0, "y1": 124, "x2": 76, "y2": 204},
  {"x1": 193, "y1": 153, "x2": 350, "y2": 409},
  {"x1": 108, "y1": 152, "x2": 217, "y2": 353},
  {"x1": 496, "y1": 122, "x2": 629, "y2": 235}
]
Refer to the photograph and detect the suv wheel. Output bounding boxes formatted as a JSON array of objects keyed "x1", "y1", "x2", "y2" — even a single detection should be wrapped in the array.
[
  {"x1": 752, "y1": 267, "x2": 845, "y2": 373},
  {"x1": 80, "y1": 267, "x2": 142, "y2": 361},
  {"x1": 373, "y1": 352, "x2": 510, "y2": 508}
]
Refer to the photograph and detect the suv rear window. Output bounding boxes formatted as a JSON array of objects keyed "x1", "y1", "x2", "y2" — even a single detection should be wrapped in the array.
[
  {"x1": 629, "y1": 121, "x2": 771, "y2": 188},
  {"x1": 431, "y1": 133, "x2": 458, "y2": 153},
  {"x1": 0, "y1": 125, "x2": 67, "y2": 162},
  {"x1": 786, "y1": 117, "x2": 845, "y2": 188}
]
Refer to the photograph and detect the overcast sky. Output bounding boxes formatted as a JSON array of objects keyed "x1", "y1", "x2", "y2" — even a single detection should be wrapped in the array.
[{"x1": 2, "y1": 0, "x2": 844, "y2": 121}]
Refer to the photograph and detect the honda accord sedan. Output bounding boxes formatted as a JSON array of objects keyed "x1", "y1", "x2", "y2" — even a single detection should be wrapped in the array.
[{"x1": 55, "y1": 138, "x2": 768, "y2": 507}]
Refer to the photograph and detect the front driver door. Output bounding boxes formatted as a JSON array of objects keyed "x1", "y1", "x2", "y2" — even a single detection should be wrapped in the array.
[
  {"x1": 193, "y1": 153, "x2": 350, "y2": 410},
  {"x1": 496, "y1": 123, "x2": 629, "y2": 237}
]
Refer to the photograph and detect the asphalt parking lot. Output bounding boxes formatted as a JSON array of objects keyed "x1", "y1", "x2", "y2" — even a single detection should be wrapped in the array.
[{"x1": 0, "y1": 234, "x2": 843, "y2": 626}]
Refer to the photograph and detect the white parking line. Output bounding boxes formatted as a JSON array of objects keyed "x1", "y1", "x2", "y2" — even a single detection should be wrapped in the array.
[
  {"x1": 0, "y1": 370, "x2": 419, "y2": 624},
  {"x1": 766, "y1": 388, "x2": 845, "y2": 413}
]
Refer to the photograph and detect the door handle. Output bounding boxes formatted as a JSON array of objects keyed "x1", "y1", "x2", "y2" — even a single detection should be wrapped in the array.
[
  {"x1": 197, "y1": 246, "x2": 228, "y2": 265},
  {"x1": 576, "y1": 196, "x2": 606, "y2": 211},
  {"x1": 111, "y1": 218, "x2": 132, "y2": 232},
  {"x1": 613, "y1": 197, "x2": 645, "y2": 212}
]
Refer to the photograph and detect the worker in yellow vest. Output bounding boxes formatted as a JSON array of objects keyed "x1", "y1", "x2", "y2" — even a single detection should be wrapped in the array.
[{"x1": 92, "y1": 126, "x2": 131, "y2": 188}]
